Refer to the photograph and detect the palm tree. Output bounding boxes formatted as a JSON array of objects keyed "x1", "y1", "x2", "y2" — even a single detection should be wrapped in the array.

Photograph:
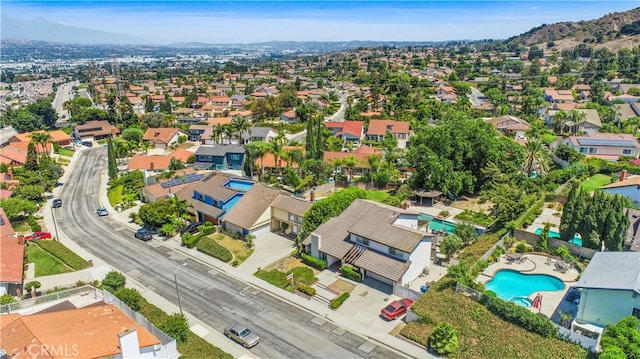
[
  {"x1": 522, "y1": 139, "x2": 550, "y2": 177},
  {"x1": 551, "y1": 110, "x2": 568, "y2": 135},
  {"x1": 366, "y1": 154, "x2": 381, "y2": 189},
  {"x1": 343, "y1": 155, "x2": 357, "y2": 182},
  {"x1": 30, "y1": 131, "x2": 52, "y2": 157},
  {"x1": 211, "y1": 125, "x2": 225, "y2": 145},
  {"x1": 223, "y1": 124, "x2": 235, "y2": 144},
  {"x1": 234, "y1": 117, "x2": 251, "y2": 144}
]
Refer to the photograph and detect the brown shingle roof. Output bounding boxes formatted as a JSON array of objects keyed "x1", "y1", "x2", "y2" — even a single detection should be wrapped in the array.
[
  {"x1": 353, "y1": 249, "x2": 411, "y2": 282},
  {"x1": 223, "y1": 184, "x2": 283, "y2": 230},
  {"x1": 271, "y1": 195, "x2": 312, "y2": 217},
  {"x1": 143, "y1": 128, "x2": 185, "y2": 145}
]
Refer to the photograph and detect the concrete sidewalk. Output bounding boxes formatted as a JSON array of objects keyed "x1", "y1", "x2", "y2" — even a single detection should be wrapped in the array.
[{"x1": 39, "y1": 148, "x2": 431, "y2": 359}]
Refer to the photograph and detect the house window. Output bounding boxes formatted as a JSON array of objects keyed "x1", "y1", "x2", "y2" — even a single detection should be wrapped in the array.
[
  {"x1": 289, "y1": 213, "x2": 296, "y2": 222},
  {"x1": 388, "y1": 247, "x2": 404, "y2": 259},
  {"x1": 354, "y1": 235, "x2": 369, "y2": 246},
  {"x1": 588, "y1": 148, "x2": 597, "y2": 154},
  {"x1": 579, "y1": 147, "x2": 587, "y2": 153},
  {"x1": 230, "y1": 154, "x2": 241, "y2": 160},
  {"x1": 632, "y1": 307, "x2": 640, "y2": 320},
  {"x1": 623, "y1": 149, "x2": 632, "y2": 155}
]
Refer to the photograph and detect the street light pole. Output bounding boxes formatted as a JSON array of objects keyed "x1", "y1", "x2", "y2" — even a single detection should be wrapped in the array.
[
  {"x1": 51, "y1": 206, "x2": 60, "y2": 241},
  {"x1": 174, "y1": 263, "x2": 187, "y2": 316}
]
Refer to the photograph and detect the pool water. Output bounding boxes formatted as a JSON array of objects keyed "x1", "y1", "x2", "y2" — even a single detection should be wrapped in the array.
[
  {"x1": 534, "y1": 228, "x2": 582, "y2": 247},
  {"x1": 418, "y1": 213, "x2": 457, "y2": 234},
  {"x1": 510, "y1": 296, "x2": 533, "y2": 307},
  {"x1": 225, "y1": 179, "x2": 254, "y2": 191},
  {"x1": 485, "y1": 269, "x2": 565, "y2": 306}
]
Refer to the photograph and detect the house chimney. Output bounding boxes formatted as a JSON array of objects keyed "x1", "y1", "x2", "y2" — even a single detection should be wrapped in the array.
[
  {"x1": 310, "y1": 190, "x2": 316, "y2": 202},
  {"x1": 118, "y1": 328, "x2": 141, "y2": 359},
  {"x1": 149, "y1": 162, "x2": 154, "y2": 171},
  {"x1": 7, "y1": 167, "x2": 14, "y2": 180},
  {"x1": 620, "y1": 169, "x2": 627, "y2": 182},
  {"x1": 111, "y1": 128, "x2": 117, "y2": 138},
  {"x1": 17, "y1": 235, "x2": 24, "y2": 245},
  {"x1": 310, "y1": 233, "x2": 321, "y2": 257}
]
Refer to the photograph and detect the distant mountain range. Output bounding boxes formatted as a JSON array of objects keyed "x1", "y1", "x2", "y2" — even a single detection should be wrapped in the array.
[
  {"x1": 507, "y1": 7, "x2": 640, "y2": 51},
  {"x1": 1, "y1": 14, "x2": 146, "y2": 45}
]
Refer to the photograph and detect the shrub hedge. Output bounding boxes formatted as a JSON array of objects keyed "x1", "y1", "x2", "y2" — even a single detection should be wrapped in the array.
[
  {"x1": 196, "y1": 237, "x2": 233, "y2": 262},
  {"x1": 199, "y1": 224, "x2": 216, "y2": 235},
  {"x1": 340, "y1": 266, "x2": 362, "y2": 282},
  {"x1": 181, "y1": 232, "x2": 206, "y2": 248},
  {"x1": 301, "y1": 253, "x2": 327, "y2": 270},
  {"x1": 296, "y1": 284, "x2": 316, "y2": 296},
  {"x1": 481, "y1": 296, "x2": 558, "y2": 338},
  {"x1": 37, "y1": 240, "x2": 90, "y2": 270},
  {"x1": 330, "y1": 292, "x2": 350, "y2": 309}
]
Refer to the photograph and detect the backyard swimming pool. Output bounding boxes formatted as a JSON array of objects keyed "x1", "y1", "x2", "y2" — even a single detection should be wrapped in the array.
[
  {"x1": 534, "y1": 228, "x2": 582, "y2": 247},
  {"x1": 418, "y1": 213, "x2": 457, "y2": 234},
  {"x1": 485, "y1": 269, "x2": 565, "y2": 307},
  {"x1": 225, "y1": 179, "x2": 254, "y2": 191}
]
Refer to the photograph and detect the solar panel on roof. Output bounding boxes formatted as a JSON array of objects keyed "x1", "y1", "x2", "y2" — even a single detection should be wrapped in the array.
[
  {"x1": 577, "y1": 138, "x2": 636, "y2": 147},
  {"x1": 161, "y1": 182, "x2": 170, "y2": 189}
]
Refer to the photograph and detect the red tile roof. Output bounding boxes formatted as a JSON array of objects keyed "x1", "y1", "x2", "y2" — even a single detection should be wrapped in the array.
[{"x1": 367, "y1": 120, "x2": 410, "y2": 136}]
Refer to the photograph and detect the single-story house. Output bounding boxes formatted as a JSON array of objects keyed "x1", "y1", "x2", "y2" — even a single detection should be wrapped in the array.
[
  {"x1": 0, "y1": 208, "x2": 24, "y2": 296},
  {"x1": 490, "y1": 115, "x2": 530, "y2": 139},
  {"x1": 303, "y1": 199, "x2": 434, "y2": 295},
  {"x1": 280, "y1": 109, "x2": 299, "y2": 123},
  {"x1": 573, "y1": 251, "x2": 640, "y2": 336},
  {"x1": 561, "y1": 133, "x2": 640, "y2": 161},
  {"x1": 9, "y1": 130, "x2": 72, "y2": 147},
  {"x1": 143, "y1": 128, "x2": 188, "y2": 150},
  {"x1": 240, "y1": 127, "x2": 277, "y2": 143},
  {"x1": 366, "y1": 120, "x2": 410, "y2": 149},
  {"x1": 222, "y1": 184, "x2": 285, "y2": 237}
]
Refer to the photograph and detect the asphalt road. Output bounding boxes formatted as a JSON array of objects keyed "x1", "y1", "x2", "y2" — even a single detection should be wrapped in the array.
[
  {"x1": 52, "y1": 80, "x2": 78, "y2": 120},
  {"x1": 56, "y1": 148, "x2": 402, "y2": 359}
]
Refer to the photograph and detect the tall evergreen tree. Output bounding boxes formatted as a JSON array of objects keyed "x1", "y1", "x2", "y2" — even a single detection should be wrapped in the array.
[
  {"x1": 559, "y1": 184, "x2": 577, "y2": 241},
  {"x1": 107, "y1": 137, "x2": 118, "y2": 180},
  {"x1": 25, "y1": 142, "x2": 38, "y2": 171}
]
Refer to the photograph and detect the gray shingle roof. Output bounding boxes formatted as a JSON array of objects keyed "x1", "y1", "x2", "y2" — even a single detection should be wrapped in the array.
[
  {"x1": 223, "y1": 184, "x2": 284, "y2": 230},
  {"x1": 195, "y1": 144, "x2": 245, "y2": 156},
  {"x1": 576, "y1": 252, "x2": 640, "y2": 293},
  {"x1": 353, "y1": 249, "x2": 411, "y2": 282},
  {"x1": 304, "y1": 217, "x2": 354, "y2": 259}
]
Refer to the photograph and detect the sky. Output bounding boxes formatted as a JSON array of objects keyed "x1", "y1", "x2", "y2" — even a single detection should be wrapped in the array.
[{"x1": 3, "y1": 1, "x2": 639, "y2": 44}]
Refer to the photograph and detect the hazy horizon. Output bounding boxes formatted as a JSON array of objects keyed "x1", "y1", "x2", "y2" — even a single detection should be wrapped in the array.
[{"x1": 3, "y1": 1, "x2": 639, "y2": 44}]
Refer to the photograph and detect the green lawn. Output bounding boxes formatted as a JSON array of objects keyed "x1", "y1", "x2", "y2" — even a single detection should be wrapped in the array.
[
  {"x1": 26, "y1": 242, "x2": 73, "y2": 277},
  {"x1": 581, "y1": 174, "x2": 612, "y2": 193},
  {"x1": 58, "y1": 148, "x2": 74, "y2": 157},
  {"x1": 212, "y1": 233, "x2": 254, "y2": 265},
  {"x1": 364, "y1": 190, "x2": 390, "y2": 203}
]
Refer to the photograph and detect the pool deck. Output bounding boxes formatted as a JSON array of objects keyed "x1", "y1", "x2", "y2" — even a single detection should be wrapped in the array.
[{"x1": 477, "y1": 253, "x2": 579, "y2": 317}]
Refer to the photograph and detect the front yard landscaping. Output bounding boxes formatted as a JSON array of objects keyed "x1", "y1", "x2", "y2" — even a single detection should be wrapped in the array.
[
  {"x1": 26, "y1": 242, "x2": 73, "y2": 277},
  {"x1": 193, "y1": 233, "x2": 254, "y2": 266},
  {"x1": 211, "y1": 233, "x2": 254, "y2": 265},
  {"x1": 36, "y1": 240, "x2": 90, "y2": 271},
  {"x1": 401, "y1": 279, "x2": 589, "y2": 359},
  {"x1": 254, "y1": 257, "x2": 318, "y2": 292}
]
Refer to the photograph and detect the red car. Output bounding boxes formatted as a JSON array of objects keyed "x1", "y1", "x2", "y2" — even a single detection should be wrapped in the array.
[
  {"x1": 380, "y1": 298, "x2": 414, "y2": 320},
  {"x1": 25, "y1": 231, "x2": 52, "y2": 241}
]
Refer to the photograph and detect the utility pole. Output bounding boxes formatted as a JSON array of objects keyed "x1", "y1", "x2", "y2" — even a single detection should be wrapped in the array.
[
  {"x1": 51, "y1": 206, "x2": 60, "y2": 241},
  {"x1": 174, "y1": 263, "x2": 188, "y2": 316}
]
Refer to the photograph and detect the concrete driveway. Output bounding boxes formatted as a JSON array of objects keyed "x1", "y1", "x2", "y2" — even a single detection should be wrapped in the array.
[{"x1": 237, "y1": 232, "x2": 294, "y2": 275}]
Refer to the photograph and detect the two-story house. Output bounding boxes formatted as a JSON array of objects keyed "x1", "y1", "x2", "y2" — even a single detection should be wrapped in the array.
[
  {"x1": 573, "y1": 252, "x2": 640, "y2": 337},
  {"x1": 324, "y1": 121, "x2": 365, "y2": 146},
  {"x1": 74, "y1": 120, "x2": 119, "y2": 141},
  {"x1": 561, "y1": 133, "x2": 640, "y2": 161},
  {"x1": 271, "y1": 195, "x2": 312, "y2": 237},
  {"x1": 176, "y1": 172, "x2": 253, "y2": 224},
  {"x1": 240, "y1": 127, "x2": 277, "y2": 144},
  {"x1": 192, "y1": 144, "x2": 245, "y2": 170},
  {"x1": 490, "y1": 115, "x2": 531, "y2": 140},
  {"x1": 303, "y1": 199, "x2": 434, "y2": 295},
  {"x1": 366, "y1": 120, "x2": 410, "y2": 149},
  {"x1": 222, "y1": 184, "x2": 285, "y2": 237}
]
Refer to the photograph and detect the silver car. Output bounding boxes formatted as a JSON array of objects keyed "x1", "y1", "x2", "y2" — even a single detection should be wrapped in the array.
[{"x1": 223, "y1": 324, "x2": 259, "y2": 348}]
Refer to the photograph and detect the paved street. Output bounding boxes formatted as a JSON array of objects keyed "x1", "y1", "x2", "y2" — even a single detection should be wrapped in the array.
[
  {"x1": 52, "y1": 80, "x2": 79, "y2": 121},
  {"x1": 50, "y1": 148, "x2": 428, "y2": 359}
]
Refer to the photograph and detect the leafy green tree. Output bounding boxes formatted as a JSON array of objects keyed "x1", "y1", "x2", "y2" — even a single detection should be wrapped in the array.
[
  {"x1": 440, "y1": 234, "x2": 463, "y2": 258},
  {"x1": 12, "y1": 109, "x2": 43, "y2": 133},
  {"x1": 0, "y1": 197, "x2": 37, "y2": 220},
  {"x1": 428, "y1": 322, "x2": 460, "y2": 356},
  {"x1": 26, "y1": 99, "x2": 58, "y2": 129},
  {"x1": 168, "y1": 158, "x2": 185, "y2": 170},
  {"x1": 15, "y1": 185, "x2": 45, "y2": 202},
  {"x1": 102, "y1": 271, "x2": 126, "y2": 293},
  {"x1": 114, "y1": 287, "x2": 142, "y2": 311},
  {"x1": 121, "y1": 127, "x2": 144, "y2": 144},
  {"x1": 600, "y1": 316, "x2": 640, "y2": 359},
  {"x1": 160, "y1": 314, "x2": 189, "y2": 344},
  {"x1": 454, "y1": 222, "x2": 476, "y2": 244}
]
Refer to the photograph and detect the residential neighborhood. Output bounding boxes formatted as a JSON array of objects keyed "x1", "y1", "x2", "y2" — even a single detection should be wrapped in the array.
[{"x1": 1, "y1": 5, "x2": 640, "y2": 359}]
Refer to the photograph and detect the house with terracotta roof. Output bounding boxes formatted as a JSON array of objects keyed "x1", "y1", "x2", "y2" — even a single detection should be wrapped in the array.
[
  {"x1": 303, "y1": 199, "x2": 434, "y2": 294},
  {"x1": 175, "y1": 172, "x2": 252, "y2": 224},
  {"x1": 543, "y1": 88, "x2": 575, "y2": 103},
  {"x1": 0, "y1": 208, "x2": 24, "y2": 296},
  {"x1": 9, "y1": 130, "x2": 72, "y2": 147},
  {"x1": 222, "y1": 184, "x2": 285, "y2": 237},
  {"x1": 74, "y1": 120, "x2": 120, "y2": 141},
  {"x1": 127, "y1": 149, "x2": 194, "y2": 183},
  {"x1": 143, "y1": 128, "x2": 188, "y2": 150},
  {"x1": 141, "y1": 169, "x2": 203, "y2": 203},
  {"x1": 490, "y1": 115, "x2": 531, "y2": 139},
  {"x1": 600, "y1": 173, "x2": 640, "y2": 207},
  {"x1": 324, "y1": 121, "x2": 365, "y2": 145},
  {"x1": 280, "y1": 109, "x2": 299, "y2": 123},
  {"x1": 0, "y1": 293, "x2": 180, "y2": 358},
  {"x1": 366, "y1": 120, "x2": 410, "y2": 149},
  {"x1": 271, "y1": 195, "x2": 312, "y2": 237},
  {"x1": 561, "y1": 133, "x2": 640, "y2": 161}
]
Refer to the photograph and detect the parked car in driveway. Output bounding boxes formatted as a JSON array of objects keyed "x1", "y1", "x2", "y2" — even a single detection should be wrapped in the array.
[
  {"x1": 96, "y1": 207, "x2": 109, "y2": 216},
  {"x1": 25, "y1": 232, "x2": 52, "y2": 241},
  {"x1": 380, "y1": 298, "x2": 414, "y2": 320},
  {"x1": 223, "y1": 324, "x2": 260, "y2": 348},
  {"x1": 52, "y1": 198, "x2": 62, "y2": 208},
  {"x1": 134, "y1": 229, "x2": 153, "y2": 241},
  {"x1": 179, "y1": 221, "x2": 203, "y2": 235}
]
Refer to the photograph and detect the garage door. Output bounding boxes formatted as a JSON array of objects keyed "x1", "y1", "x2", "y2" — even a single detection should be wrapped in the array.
[
  {"x1": 250, "y1": 223, "x2": 271, "y2": 237},
  {"x1": 367, "y1": 271, "x2": 395, "y2": 286}
]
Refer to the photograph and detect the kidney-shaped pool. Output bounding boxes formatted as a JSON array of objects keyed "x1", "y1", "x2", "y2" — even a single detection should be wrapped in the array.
[{"x1": 485, "y1": 269, "x2": 565, "y2": 306}]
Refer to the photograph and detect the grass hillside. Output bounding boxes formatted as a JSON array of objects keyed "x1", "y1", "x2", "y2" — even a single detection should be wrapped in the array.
[
  {"x1": 400, "y1": 279, "x2": 589, "y2": 359},
  {"x1": 507, "y1": 7, "x2": 640, "y2": 51}
]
